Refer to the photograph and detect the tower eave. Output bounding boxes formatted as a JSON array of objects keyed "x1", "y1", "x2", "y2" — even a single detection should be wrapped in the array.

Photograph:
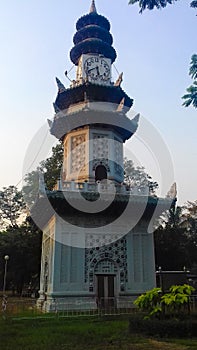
[
  {"x1": 32, "y1": 192, "x2": 172, "y2": 230},
  {"x1": 76, "y1": 13, "x2": 110, "y2": 32},
  {"x1": 54, "y1": 83, "x2": 133, "y2": 112},
  {"x1": 70, "y1": 39, "x2": 117, "y2": 65},
  {"x1": 50, "y1": 108, "x2": 137, "y2": 142}
]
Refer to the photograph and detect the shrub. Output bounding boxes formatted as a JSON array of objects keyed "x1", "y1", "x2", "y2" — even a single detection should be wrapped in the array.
[
  {"x1": 129, "y1": 314, "x2": 197, "y2": 338},
  {"x1": 134, "y1": 288, "x2": 162, "y2": 318},
  {"x1": 134, "y1": 284, "x2": 195, "y2": 319}
]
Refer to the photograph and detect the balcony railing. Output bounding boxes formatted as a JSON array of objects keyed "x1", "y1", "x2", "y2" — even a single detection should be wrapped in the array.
[{"x1": 53, "y1": 179, "x2": 150, "y2": 196}]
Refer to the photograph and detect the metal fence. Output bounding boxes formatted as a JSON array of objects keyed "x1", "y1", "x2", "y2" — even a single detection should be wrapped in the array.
[
  {"x1": 1, "y1": 295, "x2": 197, "y2": 319},
  {"x1": 1, "y1": 297, "x2": 136, "y2": 319}
]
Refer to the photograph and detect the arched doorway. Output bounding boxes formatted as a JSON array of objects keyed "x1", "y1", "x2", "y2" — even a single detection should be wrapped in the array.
[
  {"x1": 95, "y1": 165, "x2": 107, "y2": 182},
  {"x1": 94, "y1": 259, "x2": 117, "y2": 309}
]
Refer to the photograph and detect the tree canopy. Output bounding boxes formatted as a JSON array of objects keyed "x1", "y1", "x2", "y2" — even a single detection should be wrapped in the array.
[
  {"x1": 182, "y1": 55, "x2": 197, "y2": 109},
  {"x1": 0, "y1": 186, "x2": 26, "y2": 229},
  {"x1": 129, "y1": 0, "x2": 196, "y2": 13},
  {"x1": 23, "y1": 142, "x2": 64, "y2": 207},
  {"x1": 129, "y1": 0, "x2": 178, "y2": 14},
  {"x1": 154, "y1": 202, "x2": 197, "y2": 271},
  {"x1": 124, "y1": 158, "x2": 158, "y2": 195},
  {"x1": 0, "y1": 218, "x2": 42, "y2": 294}
]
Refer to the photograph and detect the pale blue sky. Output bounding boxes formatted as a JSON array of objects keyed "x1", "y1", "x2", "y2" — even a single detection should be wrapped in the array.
[{"x1": 0, "y1": 0, "x2": 196, "y2": 204}]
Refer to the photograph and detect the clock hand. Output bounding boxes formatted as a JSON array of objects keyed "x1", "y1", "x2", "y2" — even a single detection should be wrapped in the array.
[
  {"x1": 87, "y1": 67, "x2": 96, "y2": 73},
  {"x1": 87, "y1": 66, "x2": 99, "y2": 73}
]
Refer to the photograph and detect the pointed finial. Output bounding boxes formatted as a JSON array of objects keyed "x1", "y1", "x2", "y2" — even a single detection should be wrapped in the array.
[
  {"x1": 55, "y1": 77, "x2": 66, "y2": 93},
  {"x1": 47, "y1": 119, "x2": 52, "y2": 128},
  {"x1": 166, "y1": 182, "x2": 177, "y2": 199},
  {"x1": 90, "y1": 0, "x2": 97, "y2": 13},
  {"x1": 115, "y1": 72, "x2": 123, "y2": 87},
  {"x1": 53, "y1": 102, "x2": 61, "y2": 113},
  {"x1": 132, "y1": 113, "x2": 140, "y2": 125}
]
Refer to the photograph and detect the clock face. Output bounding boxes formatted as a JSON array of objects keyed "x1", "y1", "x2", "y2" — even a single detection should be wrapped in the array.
[{"x1": 84, "y1": 56, "x2": 111, "y2": 82}]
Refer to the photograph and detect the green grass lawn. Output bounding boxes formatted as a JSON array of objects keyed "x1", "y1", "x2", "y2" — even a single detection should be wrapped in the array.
[{"x1": 0, "y1": 316, "x2": 197, "y2": 350}]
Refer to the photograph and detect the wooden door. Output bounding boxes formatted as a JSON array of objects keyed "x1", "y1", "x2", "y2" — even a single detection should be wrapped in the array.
[{"x1": 97, "y1": 275, "x2": 115, "y2": 308}]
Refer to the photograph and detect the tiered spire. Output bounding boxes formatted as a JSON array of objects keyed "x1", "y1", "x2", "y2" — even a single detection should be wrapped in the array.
[
  {"x1": 90, "y1": 0, "x2": 97, "y2": 13},
  {"x1": 70, "y1": 0, "x2": 116, "y2": 65}
]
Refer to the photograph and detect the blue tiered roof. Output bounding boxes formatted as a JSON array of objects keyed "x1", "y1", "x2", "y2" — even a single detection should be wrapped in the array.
[{"x1": 70, "y1": 1, "x2": 117, "y2": 65}]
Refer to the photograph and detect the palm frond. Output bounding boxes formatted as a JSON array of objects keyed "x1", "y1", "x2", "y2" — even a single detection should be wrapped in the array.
[
  {"x1": 182, "y1": 82, "x2": 197, "y2": 108},
  {"x1": 189, "y1": 54, "x2": 197, "y2": 80}
]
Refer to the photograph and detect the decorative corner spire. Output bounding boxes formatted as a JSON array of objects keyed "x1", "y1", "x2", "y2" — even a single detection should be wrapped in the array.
[
  {"x1": 55, "y1": 77, "x2": 66, "y2": 93},
  {"x1": 115, "y1": 72, "x2": 123, "y2": 87},
  {"x1": 166, "y1": 182, "x2": 177, "y2": 199},
  {"x1": 132, "y1": 113, "x2": 140, "y2": 125},
  {"x1": 53, "y1": 102, "x2": 61, "y2": 113},
  {"x1": 90, "y1": 0, "x2": 97, "y2": 13},
  {"x1": 116, "y1": 98, "x2": 125, "y2": 112},
  {"x1": 47, "y1": 119, "x2": 52, "y2": 128}
]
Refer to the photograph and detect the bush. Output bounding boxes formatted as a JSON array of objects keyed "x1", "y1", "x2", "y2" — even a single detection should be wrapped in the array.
[
  {"x1": 129, "y1": 314, "x2": 197, "y2": 338},
  {"x1": 134, "y1": 284, "x2": 195, "y2": 319}
]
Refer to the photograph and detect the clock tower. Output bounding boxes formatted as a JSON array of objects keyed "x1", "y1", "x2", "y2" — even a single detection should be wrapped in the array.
[{"x1": 36, "y1": 1, "x2": 171, "y2": 312}]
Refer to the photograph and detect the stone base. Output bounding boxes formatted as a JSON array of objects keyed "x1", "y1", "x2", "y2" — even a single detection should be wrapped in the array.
[
  {"x1": 37, "y1": 295, "x2": 97, "y2": 312},
  {"x1": 37, "y1": 294, "x2": 138, "y2": 313}
]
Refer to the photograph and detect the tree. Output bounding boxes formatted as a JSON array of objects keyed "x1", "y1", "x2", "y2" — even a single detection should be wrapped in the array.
[
  {"x1": 128, "y1": 0, "x2": 178, "y2": 14},
  {"x1": 190, "y1": 0, "x2": 197, "y2": 11},
  {"x1": 0, "y1": 218, "x2": 42, "y2": 294},
  {"x1": 40, "y1": 142, "x2": 64, "y2": 190},
  {"x1": 154, "y1": 225, "x2": 190, "y2": 270},
  {"x1": 154, "y1": 203, "x2": 197, "y2": 271},
  {"x1": 188, "y1": 54, "x2": 197, "y2": 80},
  {"x1": 0, "y1": 186, "x2": 26, "y2": 229},
  {"x1": 23, "y1": 170, "x2": 40, "y2": 208},
  {"x1": 181, "y1": 201, "x2": 197, "y2": 271},
  {"x1": 182, "y1": 55, "x2": 197, "y2": 109},
  {"x1": 128, "y1": 0, "x2": 196, "y2": 13},
  {"x1": 182, "y1": 81, "x2": 197, "y2": 109},
  {"x1": 124, "y1": 157, "x2": 158, "y2": 195},
  {"x1": 23, "y1": 142, "x2": 64, "y2": 207},
  {"x1": 159, "y1": 205, "x2": 183, "y2": 230}
]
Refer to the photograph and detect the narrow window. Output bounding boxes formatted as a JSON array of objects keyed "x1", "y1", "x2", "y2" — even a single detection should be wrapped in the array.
[{"x1": 95, "y1": 165, "x2": 107, "y2": 181}]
